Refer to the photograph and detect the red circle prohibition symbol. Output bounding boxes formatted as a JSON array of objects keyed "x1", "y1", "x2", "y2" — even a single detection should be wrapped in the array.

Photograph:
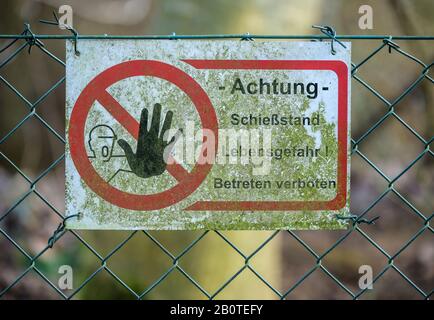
[{"x1": 69, "y1": 60, "x2": 218, "y2": 210}]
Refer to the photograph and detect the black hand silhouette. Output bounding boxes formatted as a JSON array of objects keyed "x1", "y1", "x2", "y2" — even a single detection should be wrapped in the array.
[{"x1": 117, "y1": 103, "x2": 176, "y2": 178}]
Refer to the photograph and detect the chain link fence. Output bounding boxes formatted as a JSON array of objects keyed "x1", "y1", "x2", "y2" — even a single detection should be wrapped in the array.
[{"x1": 0, "y1": 28, "x2": 433, "y2": 299}]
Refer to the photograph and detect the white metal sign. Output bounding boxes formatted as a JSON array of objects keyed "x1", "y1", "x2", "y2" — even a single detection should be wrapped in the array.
[{"x1": 65, "y1": 40, "x2": 351, "y2": 230}]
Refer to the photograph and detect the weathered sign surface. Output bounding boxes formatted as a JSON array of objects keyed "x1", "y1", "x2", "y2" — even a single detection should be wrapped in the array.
[{"x1": 65, "y1": 40, "x2": 351, "y2": 230}]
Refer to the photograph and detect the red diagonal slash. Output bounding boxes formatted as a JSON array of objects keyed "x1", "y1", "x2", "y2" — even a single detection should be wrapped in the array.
[
  {"x1": 70, "y1": 60, "x2": 218, "y2": 211},
  {"x1": 96, "y1": 89, "x2": 189, "y2": 182}
]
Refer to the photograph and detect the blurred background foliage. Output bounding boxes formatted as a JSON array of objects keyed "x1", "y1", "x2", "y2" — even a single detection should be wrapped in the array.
[{"x1": 0, "y1": 0, "x2": 433, "y2": 299}]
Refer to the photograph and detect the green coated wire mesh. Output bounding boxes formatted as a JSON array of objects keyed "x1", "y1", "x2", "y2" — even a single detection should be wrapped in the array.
[{"x1": 0, "y1": 28, "x2": 433, "y2": 300}]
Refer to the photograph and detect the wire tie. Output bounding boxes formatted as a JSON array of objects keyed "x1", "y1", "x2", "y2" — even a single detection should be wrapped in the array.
[
  {"x1": 47, "y1": 213, "x2": 81, "y2": 248},
  {"x1": 241, "y1": 32, "x2": 254, "y2": 41},
  {"x1": 312, "y1": 25, "x2": 346, "y2": 55},
  {"x1": 383, "y1": 37, "x2": 399, "y2": 53},
  {"x1": 23, "y1": 23, "x2": 44, "y2": 54},
  {"x1": 40, "y1": 11, "x2": 80, "y2": 55},
  {"x1": 336, "y1": 214, "x2": 380, "y2": 226}
]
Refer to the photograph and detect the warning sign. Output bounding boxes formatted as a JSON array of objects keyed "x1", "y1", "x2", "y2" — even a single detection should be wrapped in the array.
[{"x1": 66, "y1": 40, "x2": 351, "y2": 230}]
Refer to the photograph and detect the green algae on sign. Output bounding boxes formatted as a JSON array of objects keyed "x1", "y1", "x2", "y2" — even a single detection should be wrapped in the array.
[{"x1": 65, "y1": 40, "x2": 351, "y2": 230}]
